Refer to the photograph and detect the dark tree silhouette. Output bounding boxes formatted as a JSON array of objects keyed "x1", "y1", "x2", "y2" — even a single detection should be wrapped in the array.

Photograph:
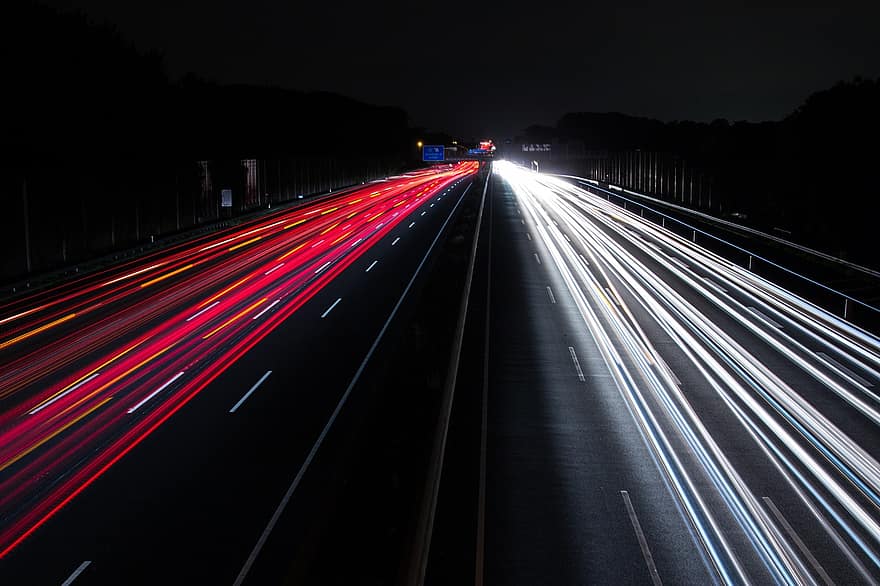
[
  {"x1": 518, "y1": 78, "x2": 880, "y2": 268},
  {"x1": 0, "y1": 2, "x2": 414, "y2": 283}
]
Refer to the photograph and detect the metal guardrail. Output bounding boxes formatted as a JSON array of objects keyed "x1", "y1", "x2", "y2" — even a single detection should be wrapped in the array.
[
  {"x1": 0, "y1": 181, "x2": 374, "y2": 304},
  {"x1": 407, "y1": 169, "x2": 489, "y2": 586},
  {"x1": 554, "y1": 174, "x2": 880, "y2": 324}
]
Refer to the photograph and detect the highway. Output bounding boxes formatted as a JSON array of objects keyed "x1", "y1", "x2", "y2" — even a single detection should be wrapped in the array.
[
  {"x1": 0, "y1": 161, "x2": 479, "y2": 584},
  {"x1": 481, "y1": 162, "x2": 880, "y2": 585}
]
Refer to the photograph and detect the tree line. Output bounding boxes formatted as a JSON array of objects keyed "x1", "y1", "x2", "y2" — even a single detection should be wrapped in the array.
[
  {"x1": 0, "y1": 2, "x2": 414, "y2": 282},
  {"x1": 519, "y1": 78, "x2": 880, "y2": 269}
]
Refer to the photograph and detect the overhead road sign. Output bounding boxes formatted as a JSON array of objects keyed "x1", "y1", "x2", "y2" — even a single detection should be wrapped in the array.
[{"x1": 422, "y1": 145, "x2": 445, "y2": 162}]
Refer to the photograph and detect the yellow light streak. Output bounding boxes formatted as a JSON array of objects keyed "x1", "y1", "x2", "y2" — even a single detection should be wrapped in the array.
[
  {"x1": 140, "y1": 264, "x2": 194, "y2": 288},
  {"x1": 0, "y1": 397, "x2": 113, "y2": 472},
  {"x1": 228, "y1": 237, "x2": 262, "y2": 252},
  {"x1": 27, "y1": 339, "x2": 145, "y2": 412},
  {"x1": 198, "y1": 277, "x2": 249, "y2": 309},
  {"x1": 331, "y1": 230, "x2": 354, "y2": 245},
  {"x1": 284, "y1": 219, "x2": 307, "y2": 229},
  {"x1": 277, "y1": 242, "x2": 308, "y2": 261},
  {"x1": 320, "y1": 222, "x2": 340, "y2": 236},
  {"x1": 0, "y1": 313, "x2": 77, "y2": 351},
  {"x1": 202, "y1": 298, "x2": 267, "y2": 340}
]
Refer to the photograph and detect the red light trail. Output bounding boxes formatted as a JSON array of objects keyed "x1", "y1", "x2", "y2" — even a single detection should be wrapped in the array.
[{"x1": 0, "y1": 161, "x2": 479, "y2": 557}]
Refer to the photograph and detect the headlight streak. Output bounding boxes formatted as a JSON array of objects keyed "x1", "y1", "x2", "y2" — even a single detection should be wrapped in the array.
[
  {"x1": 0, "y1": 161, "x2": 480, "y2": 558},
  {"x1": 557, "y1": 191, "x2": 880, "y2": 495},
  {"x1": 553, "y1": 176, "x2": 880, "y2": 378},
  {"x1": 560, "y1": 168, "x2": 873, "y2": 572},
  {"x1": 576, "y1": 181, "x2": 876, "y2": 484},
  {"x1": 507, "y1": 169, "x2": 756, "y2": 584},
  {"x1": 544, "y1": 180, "x2": 880, "y2": 515},
  {"x1": 538, "y1": 178, "x2": 880, "y2": 430},
  {"x1": 495, "y1": 161, "x2": 880, "y2": 584}
]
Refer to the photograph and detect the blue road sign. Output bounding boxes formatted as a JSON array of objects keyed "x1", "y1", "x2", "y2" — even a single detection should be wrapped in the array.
[{"x1": 422, "y1": 145, "x2": 445, "y2": 162}]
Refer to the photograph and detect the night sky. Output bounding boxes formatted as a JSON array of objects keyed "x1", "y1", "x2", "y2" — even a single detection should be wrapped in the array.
[{"x1": 40, "y1": 0, "x2": 880, "y2": 140}]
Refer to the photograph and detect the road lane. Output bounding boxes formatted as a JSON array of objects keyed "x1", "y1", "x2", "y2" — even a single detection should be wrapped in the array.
[
  {"x1": 0, "y1": 163, "x2": 479, "y2": 583},
  {"x1": 484, "y1": 170, "x2": 714, "y2": 585},
  {"x1": 491, "y1": 161, "x2": 880, "y2": 584}
]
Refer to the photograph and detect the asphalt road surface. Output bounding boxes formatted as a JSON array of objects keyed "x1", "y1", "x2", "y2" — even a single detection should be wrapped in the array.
[
  {"x1": 0, "y1": 162, "x2": 479, "y2": 585},
  {"x1": 4, "y1": 158, "x2": 879, "y2": 585},
  {"x1": 480, "y1": 162, "x2": 880, "y2": 585}
]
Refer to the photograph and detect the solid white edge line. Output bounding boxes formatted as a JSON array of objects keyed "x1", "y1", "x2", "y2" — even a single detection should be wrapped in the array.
[
  {"x1": 230, "y1": 370, "x2": 273, "y2": 413},
  {"x1": 413, "y1": 174, "x2": 486, "y2": 585},
  {"x1": 233, "y1": 177, "x2": 474, "y2": 586},
  {"x1": 61, "y1": 560, "x2": 92, "y2": 586},
  {"x1": 321, "y1": 298, "x2": 342, "y2": 318},
  {"x1": 475, "y1": 173, "x2": 493, "y2": 585},
  {"x1": 127, "y1": 371, "x2": 185, "y2": 414}
]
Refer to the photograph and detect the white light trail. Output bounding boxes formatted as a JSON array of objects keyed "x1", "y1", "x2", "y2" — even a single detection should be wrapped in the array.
[{"x1": 494, "y1": 160, "x2": 880, "y2": 585}]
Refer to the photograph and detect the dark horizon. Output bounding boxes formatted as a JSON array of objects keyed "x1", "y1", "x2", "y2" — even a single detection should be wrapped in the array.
[
  {"x1": 3, "y1": 1, "x2": 879, "y2": 284},
  {"x1": 32, "y1": 0, "x2": 880, "y2": 139}
]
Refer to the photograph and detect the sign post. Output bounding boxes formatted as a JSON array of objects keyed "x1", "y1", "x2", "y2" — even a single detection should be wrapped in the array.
[{"x1": 422, "y1": 145, "x2": 445, "y2": 162}]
